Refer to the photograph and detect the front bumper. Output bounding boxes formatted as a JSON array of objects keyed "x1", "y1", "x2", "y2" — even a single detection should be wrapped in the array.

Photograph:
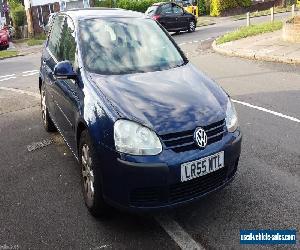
[{"x1": 98, "y1": 129, "x2": 242, "y2": 212}]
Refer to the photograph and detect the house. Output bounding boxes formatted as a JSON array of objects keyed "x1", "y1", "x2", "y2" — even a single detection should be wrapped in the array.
[{"x1": 24, "y1": 0, "x2": 90, "y2": 36}]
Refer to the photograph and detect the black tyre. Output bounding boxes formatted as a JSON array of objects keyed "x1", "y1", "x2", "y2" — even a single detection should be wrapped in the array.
[
  {"x1": 188, "y1": 20, "x2": 196, "y2": 33},
  {"x1": 41, "y1": 84, "x2": 56, "y2": 132},
  {"x1": 79, "y1": 130, "x2": 108, "y2": 217}
]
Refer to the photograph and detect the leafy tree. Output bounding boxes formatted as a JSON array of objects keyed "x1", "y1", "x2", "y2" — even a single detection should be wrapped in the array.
[{"x1": 198, "y1": 0, "x2": 206, "y2": 15}]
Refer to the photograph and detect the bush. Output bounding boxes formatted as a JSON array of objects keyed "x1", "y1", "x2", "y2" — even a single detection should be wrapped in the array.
[
  {"x1": 236, "y1": 0, "x2": 251, "y2": 7},
  {"x1": 9, "y1": 0, "x2": 26, "y2": 27},
  {"x1": 210, "y1": 0, "x2": 251, "y2": 16},
  {"x1": 210, "y1": 0, "x2": 237, "y2": 16},
  {"x1": 8, "y1": 0, "x2": 21, "y2": 9},
  {"x1": 11, "y1": 4, "x2": 26, "y2": 27},
  {"x1": 198, "y1": 0, "x2": 206, "y2": 15},
  {"x1": 205, "y1": 0, "x2": 211, "y2": 15},
  {"x1": 117, "y1": 0, "x2": 161, "y2": 13},
  {"x1": 95, "y1": 0, "x2": 113, "y2": 7}
]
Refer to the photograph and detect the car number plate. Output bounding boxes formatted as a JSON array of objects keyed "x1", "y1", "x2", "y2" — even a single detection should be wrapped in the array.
[{"x1": 181, "y1": 151, "x2": 224, "y2": 182}]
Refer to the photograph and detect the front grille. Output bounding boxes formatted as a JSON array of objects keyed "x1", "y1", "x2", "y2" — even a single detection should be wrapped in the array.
[
  {"x1": 129, "y1": 167, "x2": 228, "y2": 206},
  {"x1": 170, "y1": 166, "x2": 228, "y2": 202},
  {"x1": 160, "y1": 119, "x2": 226, "y2": 153},
  {"x1": 130, "y1": 187, "x2": 161, "y2": 204}
]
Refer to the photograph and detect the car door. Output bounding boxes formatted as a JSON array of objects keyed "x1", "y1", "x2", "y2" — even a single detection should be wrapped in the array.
[
  {"x1": 172, "y1": 4, "x2": 188, "y2": 30},
  {"x1": 51, "y1": 16, "x2": 81, "y2": 151},
  {"x1": 158, "y1": 3, "x2": 175, "y2": 30},
  {"x1": 43, "y1": 15, "x2": 65, "y2": 123}
]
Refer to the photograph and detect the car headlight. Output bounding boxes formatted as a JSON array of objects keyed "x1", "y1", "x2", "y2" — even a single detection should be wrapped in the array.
[
  {"x1": 114, "y1": 120, "x2": 162, "y2": 155},
  {"x1": 225, "y1": 99, "x2": 238, "y2": 132}
]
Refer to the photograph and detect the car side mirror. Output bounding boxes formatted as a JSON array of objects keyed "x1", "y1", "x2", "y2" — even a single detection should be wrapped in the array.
[{"x1": 54, "y1": 61, "x2": 77, "y2": 80}]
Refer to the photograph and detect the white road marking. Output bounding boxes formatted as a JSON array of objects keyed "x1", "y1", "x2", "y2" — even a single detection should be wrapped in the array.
[
  {"x1": 203, "y1": 37, "x2": 213, "y2": 41},
  {"x1": 178, "y1": 37, "x2": 214, "y2": 46},
  {"x1": 22, "y1": 72, "x2": 39, "y2": 77},
  {"x1": 155, "y1": 215, "x2": 204, "y2": 250},
  {"x1": 94, "y1": 245, "x2": 111, "y2": 249},
  {"x1": 232, "y1": 99, "x2": 300, "y2": 123},
  {"x1": 0, "y1": 76, "x2": 17, "y2": 82},
  {"x1": 22, "y1": 70, "x2": 38, "y2": 74},
  {"x1": 0, "y1": 74, "x2": 16, "y2": 78},
  {"x1": 0, "y1": 87, "x2": 40, "y2": 98}
]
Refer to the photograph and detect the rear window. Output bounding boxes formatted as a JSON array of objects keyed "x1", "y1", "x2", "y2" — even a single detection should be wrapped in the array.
[{"x1": 145, "y1": 6, "x2": 158, "y2": 16}]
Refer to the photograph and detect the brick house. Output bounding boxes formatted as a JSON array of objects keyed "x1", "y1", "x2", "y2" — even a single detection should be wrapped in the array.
[{"x1": 24, "y1": 0, "x2": 90, "y2": 36}]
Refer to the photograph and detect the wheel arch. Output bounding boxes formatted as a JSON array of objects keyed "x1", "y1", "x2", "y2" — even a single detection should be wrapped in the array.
[
  {"x1": 76, "y1": 120, "x2": 88, "y2": 156},
  {"x1": 39, "y1": 76, "x2": 42, "y2": 93}
]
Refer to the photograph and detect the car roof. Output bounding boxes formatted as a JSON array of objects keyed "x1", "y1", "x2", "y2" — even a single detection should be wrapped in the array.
[
  {"x1": 63, "y1": 8, "x2": 145, "y2": 20},
  {"x1": 152, "y1": 2, "x2": 170, "y2": 6}
]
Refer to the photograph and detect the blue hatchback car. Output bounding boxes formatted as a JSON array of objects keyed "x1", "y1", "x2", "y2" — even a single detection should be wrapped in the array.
[{"x1": 39, "y1": 8, "x2": 242, "y2": 216}]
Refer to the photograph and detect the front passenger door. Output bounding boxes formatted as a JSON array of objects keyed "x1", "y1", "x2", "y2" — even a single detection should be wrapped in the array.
[
  {"x1": 52, "y1": 17, "x2": 81, "y2": 151},
  {"x1": 172, "y1": 5, "x2": 188, "y2": 30},
  {"x1": 158, "y1": 3, "x2": 175, "y2": 30}
]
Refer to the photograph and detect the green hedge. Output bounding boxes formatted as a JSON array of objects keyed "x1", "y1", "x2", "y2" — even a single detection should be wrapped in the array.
[
  {"x1": 10, "y1": 3, "x2": 26, "y2": 27},
  {"x1": 95, "y1": 0, "x2": 114, "y2": 7},
  {"x1": 117, "y1": 0, "x2": 162, "y2": 13},
  {"x1": 210, "y1": 0, "x2": 251, "y2": 16},
  {"x1": 198, "y1": 0, "x2": 206, "y2": 15}
]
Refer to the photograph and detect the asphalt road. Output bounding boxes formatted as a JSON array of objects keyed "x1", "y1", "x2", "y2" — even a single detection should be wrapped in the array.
[
  {"x1": 173, "y1": 12, "x2": 291, "y2": 45},
  {"x1": 0, "y1": 15, "x2": 299, "y2": 249}
]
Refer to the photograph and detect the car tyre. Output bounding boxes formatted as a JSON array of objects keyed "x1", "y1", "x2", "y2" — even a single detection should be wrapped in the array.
[
  {"x1": 79, "y1": 130, "x2": 109, "y2": 217},
  {"x1": 41, "y1": 84, "x2": 56, "y2": 132},
  {"x1": 188, "y1": 20, "x2": 196, "y2": 33}
]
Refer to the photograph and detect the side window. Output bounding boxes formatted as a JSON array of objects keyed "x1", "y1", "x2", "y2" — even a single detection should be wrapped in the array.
[
  {"x1": 48, "y1": 15, "x2": 64, "y2": 60},
  {"x1": 160, "y1": 4, "x2": 172, "y2": 15},
  {"x1": 59, "y1": 17, "x2": 76, "y2": 64},
  {"x1": 173, "y1": 5, "x2": 183, "y2": 14}
]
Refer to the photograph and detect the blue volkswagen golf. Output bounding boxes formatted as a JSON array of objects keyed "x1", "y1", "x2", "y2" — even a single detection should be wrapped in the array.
[{"x1": 39, "y1": 8, "x2": 242, "y2": 216}]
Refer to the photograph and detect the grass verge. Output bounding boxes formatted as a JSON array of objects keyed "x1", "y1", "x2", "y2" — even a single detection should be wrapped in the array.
[
  {"x1": 27, "y1": 39, "x2": 45, "y2": 46},
  {"x1": 0, "y1": 50, "x2": 18, "y2": 59},
  {"x1": 216, "y1": 21, "x2": 283, "y2": 45},
  {"x1": 13, "y1": 34, "x2": 46, "y2": 46}
]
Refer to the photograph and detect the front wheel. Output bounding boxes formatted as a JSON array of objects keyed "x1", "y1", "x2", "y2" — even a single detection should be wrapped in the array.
[
  {"x1": 79, "y1": 130, "x2": 109, "y2": 217},
  {"x1": 188, "y1": 20, "x2": 196, "y2": 33}
]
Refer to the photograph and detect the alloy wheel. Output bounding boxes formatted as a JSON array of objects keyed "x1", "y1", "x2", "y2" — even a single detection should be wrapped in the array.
[
  {"x1": 81, "y1": 144, "x2": 95, "y2": 207},
  {"x1": 189, "y1": 21, "x2": 195, "y2": 32},
  {"x1": 41, "y1": 89, "x2": 47, "y2": 125}
]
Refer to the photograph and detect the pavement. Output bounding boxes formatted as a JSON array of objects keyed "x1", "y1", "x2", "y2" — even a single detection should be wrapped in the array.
[
  {"x1": 213, "y1": 30, "x2": 300, "y2": 64},
  {"x1": 0, "y1": 13, "x2": 299, "y2": 250},
  {"x1": 13, "y1": 43, "x2": 44, "y2": 56},
  {"x1": 6, "y1": 42, "x2": 43, "y2": 57}
]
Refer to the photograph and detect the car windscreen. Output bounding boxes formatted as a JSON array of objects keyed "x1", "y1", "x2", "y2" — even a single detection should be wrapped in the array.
[{"x1": 78, "y1": 18, "x2": 185, "y2": 75}]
